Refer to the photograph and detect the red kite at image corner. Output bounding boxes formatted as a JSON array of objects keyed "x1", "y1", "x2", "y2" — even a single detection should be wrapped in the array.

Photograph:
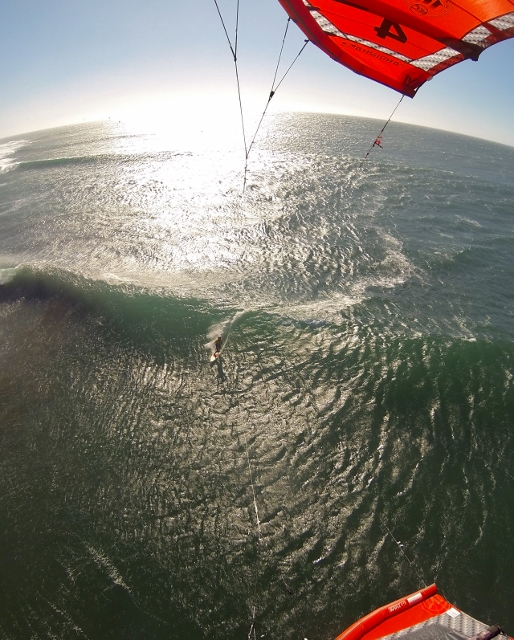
[{"x1": 277, "y1": 0, "x2": 514, "y2": 96}]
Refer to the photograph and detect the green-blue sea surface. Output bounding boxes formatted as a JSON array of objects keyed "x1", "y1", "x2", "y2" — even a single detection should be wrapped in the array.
[{"x1": 0, "y1": 114, "x2": 513, "y2": 639}]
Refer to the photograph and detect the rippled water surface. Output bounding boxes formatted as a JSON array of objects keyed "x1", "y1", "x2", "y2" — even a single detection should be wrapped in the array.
[{"x1": 1, "y1": 115, "x2": 513, "y2": 639}]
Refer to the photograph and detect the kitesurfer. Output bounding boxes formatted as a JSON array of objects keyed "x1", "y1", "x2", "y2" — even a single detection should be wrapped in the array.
[{"x1": 214, "y1": 336, "x2": 222, "y2": 354}]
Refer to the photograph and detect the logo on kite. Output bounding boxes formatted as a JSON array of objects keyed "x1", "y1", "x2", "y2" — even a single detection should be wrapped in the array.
[{"x1": 405, "y1": 0, "x2": 451, "y2": 18}]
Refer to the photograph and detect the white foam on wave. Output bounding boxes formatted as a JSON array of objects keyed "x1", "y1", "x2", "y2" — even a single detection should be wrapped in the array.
[
  {"x1": 85, "y1": 544, "x2": 132, "y2": 593},
  {"x1": 206, "y1": 309, "x2": 248, "y2": 352},
  {"x1": 0, "y1": 266, "x2": 19, "y2": 285},
  {"x1": 376, "y1": 230, "x2": 418, "y2": 285},
  {"x1": 280, "y1": 292, "x2": 366, "y2": 325},
  {"x1": 277, "y1": 230, "x2": 419, "y2": 325},
  {"x1": 0, "y1": 139, "x2": 28, "y2": 173}
]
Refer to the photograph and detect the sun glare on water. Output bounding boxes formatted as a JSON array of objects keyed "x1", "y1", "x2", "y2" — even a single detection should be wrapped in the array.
[
  {"x1": 107, "y1": 93, "x2": 251, "y2": 154},
  {"x1": 82, "y1": 93, "x2": 281, "y2": 287}
]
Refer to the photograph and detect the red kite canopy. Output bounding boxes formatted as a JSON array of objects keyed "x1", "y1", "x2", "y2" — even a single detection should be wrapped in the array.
[{"x1": 277, "y1": 0, "x2": 514, "y2": 96}]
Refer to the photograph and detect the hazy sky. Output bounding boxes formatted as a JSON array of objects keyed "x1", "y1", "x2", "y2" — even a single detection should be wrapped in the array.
[{"x1": 1, "y1": 0, "x2": 513, "y2": 145}]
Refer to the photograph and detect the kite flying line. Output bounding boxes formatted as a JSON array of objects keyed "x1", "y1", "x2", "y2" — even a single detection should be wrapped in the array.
[
  {"x1": 212, "y1": 1, "x2": 308, "y2": 191},
  {"x1": 359, "y1": 94, "x2": 404, "y2": 168},
  {"x1": 381, "y1": 520, "x2": 427, "y2": 590},
  {"x1": 243, "y1": 431, "x2": 260, "y2": 640},
  {"x1": 212, "y1": 0, "x2": 248, "y2": 158}
]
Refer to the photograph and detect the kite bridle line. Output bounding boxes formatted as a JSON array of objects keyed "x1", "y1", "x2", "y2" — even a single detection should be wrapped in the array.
[
  {"x1": 212, "y1": 0, "x2": 249, "y2": 161},
  {"x1": 211, "y1": 1, "x2": 309, "y2": 192},
  {"x1": 381, "y1": 519, "x2": 428, "y2": 590},
  {"x1": 359, "y1": 93, "x2": 405, "y2": 169},
  {"x1": 245, "y1": 24, "x2": 310, "y2": 170}
]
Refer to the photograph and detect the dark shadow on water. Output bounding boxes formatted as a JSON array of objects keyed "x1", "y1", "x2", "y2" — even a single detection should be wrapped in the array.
[{"x1": 215, "y1": 356, "x2": 227, "y2": 388}]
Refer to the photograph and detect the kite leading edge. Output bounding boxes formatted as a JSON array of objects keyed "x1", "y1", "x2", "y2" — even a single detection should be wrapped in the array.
[{"x1": 277, "y1": 0, "x2": 514, "y2": 96}]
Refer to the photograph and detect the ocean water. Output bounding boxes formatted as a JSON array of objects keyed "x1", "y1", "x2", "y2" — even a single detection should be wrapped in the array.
[{"x1": 0, "y1": 114, "x2": 513, "y2": 640}]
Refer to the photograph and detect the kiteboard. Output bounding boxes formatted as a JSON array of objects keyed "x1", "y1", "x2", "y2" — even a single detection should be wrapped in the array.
[{"x1": 210, "y1": 352, "x2": 220, "y2": 365}]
